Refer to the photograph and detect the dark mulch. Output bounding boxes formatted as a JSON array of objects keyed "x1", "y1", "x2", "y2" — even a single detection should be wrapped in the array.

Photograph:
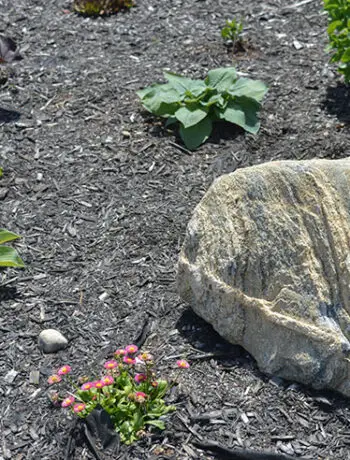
[{"x1": 1, "y1": 0, "x2": 350, "y2": 459}]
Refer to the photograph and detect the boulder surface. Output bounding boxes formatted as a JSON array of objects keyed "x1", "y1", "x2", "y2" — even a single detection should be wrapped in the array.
[{"x1": 177, "y1": 159, "x2": 350, "y2": 396}]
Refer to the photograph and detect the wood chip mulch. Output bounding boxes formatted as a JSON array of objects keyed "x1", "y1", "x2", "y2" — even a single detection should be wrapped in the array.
[{"x1": 0, "y1": 0, "x2": 350, "y2": 459}]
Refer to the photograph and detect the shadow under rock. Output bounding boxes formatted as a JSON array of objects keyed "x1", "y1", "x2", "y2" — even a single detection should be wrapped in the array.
[
  {"x1": 176, "y1": 308, "x2": 350, "y2": 415},
  {"x1": 322, "y1": 83, "x2": 350, "y2": 122},
  {"x1": 0, "y1": 107, "x2": 20, "y2": 123},
  {"x1": 176, "y1": 307, "x2": 250, "y2": 364}
]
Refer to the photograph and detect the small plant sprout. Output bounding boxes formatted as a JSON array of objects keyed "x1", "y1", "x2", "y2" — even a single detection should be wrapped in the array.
[
  {"x1": 137, "y1": 67, "x2": 268, "y2": 150},
  {"x1": 221, "y1": 19, "x2": 243, "y2": 46},
  {"x1": 47, "y1": 345, "x2": 190, "y2": 444},
  {"x1": 72, "y1": 0, "x2": 133, "y2": 16},
  {"x1": 0, "y1": 228, "x2": 24, "y2": 268}
]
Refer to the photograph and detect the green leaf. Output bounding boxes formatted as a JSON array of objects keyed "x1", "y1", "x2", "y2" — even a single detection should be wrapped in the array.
[
  {"x1": 0, "y1": 229, "x2": 21, "y2": 245},
  {"x1": 179, "y1": 116, "x2": 213, "y2": 150},
  {"x1": 137, "y1": 83, "x2": 182, "y2": 116},
  {"x1": 0, "y1": 246, "x2": 25, "y2": 268},
  {"x1": 145, "y1": 419, "x2": 166, "y2": 430},
  {"x1": 228, "y1": 78, "x2": 268, "y2": 102},
  {"x1": 205, "y1": 67, "x2": 237, "y2": 92},
  {"x1": 164, "y1": 71, "x2": 206, "y2": 95},
  {"x1": 217, "y1": 96, "x2": 261, "y2": 134},
  {"x1": 174, "y1": 105, "x2": 208, "y2": 128}
]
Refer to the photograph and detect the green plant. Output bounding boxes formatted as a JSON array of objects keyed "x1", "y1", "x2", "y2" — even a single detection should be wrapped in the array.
[
  {"x1": 221, "y1": 19, "x2": 243, "y2": 44},
  {"x1": 0, "y1": 228, "x2": 24, "y2": 268},
  {"x1": 73, "y1": 0, "x2": 133, "y2": 15},
  {"x1": 137, "y1": 67, "x2": 268, "y2": 150},
  {"x1": 324, "y1": 0, "x2": 350, "y2": 83},
  {"x1": 48, "y1": 345, "x2": 190, "y2": 445}
]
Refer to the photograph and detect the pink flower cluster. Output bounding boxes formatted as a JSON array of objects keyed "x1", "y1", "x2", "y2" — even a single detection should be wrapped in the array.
[
  {"x1": 81, "y1": 375, "x2": 114, "y2": 391},
  {"x1": 113, "y1": 344, "x2": 139, "y2": 365}
]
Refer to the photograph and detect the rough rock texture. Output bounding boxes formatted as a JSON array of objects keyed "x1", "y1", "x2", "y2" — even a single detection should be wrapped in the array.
[
  {"x1": 178, "y1": 159, "x2": 350, "y2": 397},
  {"x1": 38, "y1": 329, "x2": 68, "y2": 353}
]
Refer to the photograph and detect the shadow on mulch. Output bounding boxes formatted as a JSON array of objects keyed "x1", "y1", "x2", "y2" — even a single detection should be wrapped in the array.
[
  {"x1": 0, "y1": 107, "x2": 20, "y2": 123},
  {"x1": 322, "y1": 83, "x2": 350, "y2": 123},
  {"x1": 0, "y1": 285, "x2": 18, "y2": 302},
  {"x1": 144, "y1": 117, "x2": 244, "y2": 149}
]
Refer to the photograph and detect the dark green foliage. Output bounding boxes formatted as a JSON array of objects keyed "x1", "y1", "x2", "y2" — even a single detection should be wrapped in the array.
[
  {"x1": 73, "y1": 0, "x2": 133, "y2": 16},
  {"x1": 324, "y1": 0, "x2": 350, "y2": 83}
]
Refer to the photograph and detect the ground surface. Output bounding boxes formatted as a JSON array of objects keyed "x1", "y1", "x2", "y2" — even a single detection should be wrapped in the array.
[{"x1": 0, "y1": 0, "x2": 350, "y2": 459}]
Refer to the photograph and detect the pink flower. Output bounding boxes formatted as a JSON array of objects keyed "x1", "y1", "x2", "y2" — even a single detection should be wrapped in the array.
[
  {"x1": 125, "y1": 344, "x2": 138, "y2": 355},
  {"x1": 93, "y1": 380, "x2": 105, "y2": 389},
  {"x1": 176, "y1": 359, "x2": 190, "y2": 369},
  {"x1": 140, "y1": 352, "x2": 153, "y2": 362},
  {"x1": 101, "y1": 375, "x2": 114, "y2": 386},
  {"x1": 114, "y1": 349, "x2": 126, "y2": 356},
  {"x1": 61, "y1": 396, "x2": 75, "y2": 407},
  {"x1": 123, "y1": 356, "x2": 136, "y2": 365},
  {"x1": 81, "y1": 382, "x2": 94, "y2": 391},
  {"x1": 48, "y1": 374, "x2": 62, "y2": 385},
  {"x1": 104, "y1": 360, "x2": 118, "y2": 370},
  {"x1": 58, "y1": 365, "x2": 72, "y2": 376},
  {"x1": 73, "y1": 403, "x2": 86, "y2": 413},
  {"x1": 134, "y1": 373, "x2": 147, "y2": 384},
  {"x1": 134, "y1": 391, "x2": 147, "y2": 403}
]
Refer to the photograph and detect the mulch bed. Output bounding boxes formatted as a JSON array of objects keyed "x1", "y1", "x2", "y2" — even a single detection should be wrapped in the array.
[{"x1": 1, "y1": 0, "x2": 350, "y2": 458}]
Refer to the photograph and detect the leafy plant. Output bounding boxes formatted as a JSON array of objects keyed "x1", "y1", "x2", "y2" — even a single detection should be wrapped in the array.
[
  {"x1": 137, "y1": 67, "x2": 268, "y2": 150},
  {"x1": 48, "y1": 345, "x2": 190, "y2": 445},
  {"x1": 73, "y1": 0, "x2": 133, "y2": 16},
  {"x1": 324, "y1": 0, "x2": 350, "y2": 83},
  {"x1": 0, "y1": 229, "x2": 24, "y2": 268},
  {"x1": 221, "y1": 19, "x2": 243, "y2": 44}
]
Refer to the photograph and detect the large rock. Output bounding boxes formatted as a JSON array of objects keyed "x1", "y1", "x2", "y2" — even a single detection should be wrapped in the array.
[{"x1": 177, "y1": 159, "x2": 350, "y2": 397}]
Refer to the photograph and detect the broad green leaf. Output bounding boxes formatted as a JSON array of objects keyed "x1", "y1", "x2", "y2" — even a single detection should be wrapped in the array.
[
  {"x1": 0, "y1": 167, "x2": 2, "y2": 177},
  {"x1": 228, "y1": 78, "x2": 268, "y2": 103},
  {"x1": 154, "y1": 102, "x2": 179, "y2": 117},
  {"x1": 179, "y1": 116, "x2": 213, "y2": 150},
  {"x1": 0, "y1": 228, "x2": 21, "y2": 245},
  {"x1": 137, "y1": 83, "x2": 182, "y2": 115},
  {"x1": 145, "y1": 419, "x2": 165, "y2": 430},
  {"x1": 205, "y1": 67, "x2": 237, "y2": 92},
  {"x1": 217, "y1": 96, "x2": 261, "y2": 134},
  {"x1": 174, "y1": 105, "x2": 208, "y2": 128},
  {"x1": 164, "y1": 71, "x2": 206, "y2": 95},
  {"x1": 0, "y1": 246, "x2": 24, "y2": 268}
]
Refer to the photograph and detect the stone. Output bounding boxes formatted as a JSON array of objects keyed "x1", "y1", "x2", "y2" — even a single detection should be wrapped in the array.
[
  {"x1": 38, "y1": 329, "x2": 68, "y2": 353},
  {"x1": 177, "y1": 158, "x2": 350, "y2": 397},
  {"x1": 4, "y1": 369, "x2": 18, "y2": 384}
]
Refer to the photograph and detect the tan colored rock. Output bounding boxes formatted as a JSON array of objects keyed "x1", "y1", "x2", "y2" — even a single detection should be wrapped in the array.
[{"x1": 177, "y1": 159, "x2": 350, "y2": 396}]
